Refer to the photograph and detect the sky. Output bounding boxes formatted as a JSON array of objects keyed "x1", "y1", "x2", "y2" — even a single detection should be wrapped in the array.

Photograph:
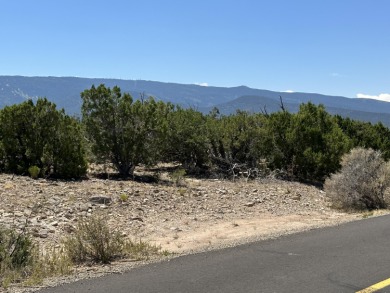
[{"x1": 1, "y1": 0, "x2": 390, "y2": 100}]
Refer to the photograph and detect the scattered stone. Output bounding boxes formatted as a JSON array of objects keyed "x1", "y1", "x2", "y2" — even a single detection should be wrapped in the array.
[
  {"x1": 38, "y1": 229, "x2": 49, "y2": 238},
  {"x1": 244, "y1": 202, "x2": 256, "y2": 207},
  {"x1": 63, "y1": 223, "x2": 76, "y2": 233},
  {"x1": 50, "y1": 221, "x2": 59, "y2": 226},
  {"x1": 89, "y1": 195, "x2": 112, "y2": 205},
  {"x1": 130, "y1": 217, "x2": 143, "y2": 222},
  {"x1": 292, "y1": 193, "x2": 302, "y2": 201},
  {"x1": 64, "y1": 213, "x2": 73, "y2": 220},
  {"x1": 13, "y1": 211, "x2": 24, "y2": 217},
  {"x1": 79, "y1": 204, "x2": 90, "y2": 212}
]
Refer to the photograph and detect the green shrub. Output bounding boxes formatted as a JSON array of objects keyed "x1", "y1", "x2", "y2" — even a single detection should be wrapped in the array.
[
  {"x1": 285, "y1": 103, "x2": 350, "y2": 182},
  {"x1": 0, "y1": 227, "x2": 33, "y2": 270},
  {"x1": 170, "y1": 168, "x2": 186, "y2": 186},
  {"x1": 28, "y1": 166, "x2": 40, "y2": 179},
  {"x1": 119, "y1": 193, "x2": 129, "y2": 203},
  {"x1": 0, "y1": 98, "x2": 87, "y2": 178},
  {"x1": 0, "y1": 226, "x2": 34, "y2": 287},
  {"x1": 325, "y1": 147, "x2": 390, "y2": 211},
  {"x1": 164, "y1": 107, "x2": 209, "y2": 173}
]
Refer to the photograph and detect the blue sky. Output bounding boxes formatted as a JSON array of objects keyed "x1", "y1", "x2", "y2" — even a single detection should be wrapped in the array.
[{"x1": 1, "y1": 0, "x2": 389, "y2": 100}]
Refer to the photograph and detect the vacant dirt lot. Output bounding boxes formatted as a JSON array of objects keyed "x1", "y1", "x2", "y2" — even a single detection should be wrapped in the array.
[{"x1": 2, "y1": 171, "x2": 384, "y2": 292}]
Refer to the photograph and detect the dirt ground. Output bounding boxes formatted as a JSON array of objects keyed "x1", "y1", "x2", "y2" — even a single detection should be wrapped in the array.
[{"x1": 2, "y1": 171, "x2": 386, "y2": 292}]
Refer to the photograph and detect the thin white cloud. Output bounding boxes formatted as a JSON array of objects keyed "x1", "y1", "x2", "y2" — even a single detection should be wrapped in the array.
[
  {"x1": 195, "y1": 82, "x2": 208, "y2": 87},
  {"x1": 282, "y1": 90, "x2": 294, "y2": 93},
  {"x1": 356, "y1": 93, "x2": 390, "y2": 102},
  {"x1": 330, "y1": 72, "x2": 347, "y2": 78}
]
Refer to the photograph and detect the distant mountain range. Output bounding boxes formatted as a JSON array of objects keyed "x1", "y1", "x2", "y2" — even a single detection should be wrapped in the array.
[{"x1": 1, "y1": 75, "x2": 390, "y2": 126}]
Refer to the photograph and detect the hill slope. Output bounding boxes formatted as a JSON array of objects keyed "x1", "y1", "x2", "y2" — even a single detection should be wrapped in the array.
[
  {"x1": 1, "y1": 75, "x2": 390, "y2": 126},
  {"x1": 200, "y1": 95, "x2": 390, "y2": 126}
]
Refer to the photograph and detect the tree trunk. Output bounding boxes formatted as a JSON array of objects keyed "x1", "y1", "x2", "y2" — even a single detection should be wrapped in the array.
[{"x1": 116, "y1": 162, "x2": 135, "y2": 178}]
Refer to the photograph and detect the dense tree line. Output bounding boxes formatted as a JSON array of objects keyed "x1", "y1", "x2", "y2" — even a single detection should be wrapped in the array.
[{"x1": 1, "y1": 84, "x2": 390, "y2": 183}]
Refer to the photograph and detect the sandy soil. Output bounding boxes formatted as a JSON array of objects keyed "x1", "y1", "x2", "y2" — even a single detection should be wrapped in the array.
[{"x1": 150, "y1": 212, "x2": 361, "y2": 254}]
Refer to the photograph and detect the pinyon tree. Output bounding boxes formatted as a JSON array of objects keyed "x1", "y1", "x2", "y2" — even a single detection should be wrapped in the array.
[{"x1": 81, "y1": 84, "x2": 170, "y2": 177}]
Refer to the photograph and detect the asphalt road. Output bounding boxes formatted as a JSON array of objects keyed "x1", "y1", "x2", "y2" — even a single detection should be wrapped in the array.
[{"x1": 37, "y1": 215, "x2": 390, "y2": 293}]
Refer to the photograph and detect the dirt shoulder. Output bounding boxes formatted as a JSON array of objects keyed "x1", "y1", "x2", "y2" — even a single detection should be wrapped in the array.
[{"x1": 1, "y1": 173, "x2": 384, "y2": 292}]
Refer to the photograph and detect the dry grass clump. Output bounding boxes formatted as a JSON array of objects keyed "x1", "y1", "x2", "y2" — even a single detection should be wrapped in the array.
[
  {"x1": 1, "y1": 214, "x2": 165, "y2": 289},
  {"x1": 64, "y1": 215, "x2": 124, "y2": 264},
  {"x1": 64, "y1": 214, "x2": 163, "y2": 264},
  {"x1": 24, "y1": 246, "x2": 73, "y2": 286},
  {"x1": 325, "y1": 147, "x2": 390, "y2": 211}
]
